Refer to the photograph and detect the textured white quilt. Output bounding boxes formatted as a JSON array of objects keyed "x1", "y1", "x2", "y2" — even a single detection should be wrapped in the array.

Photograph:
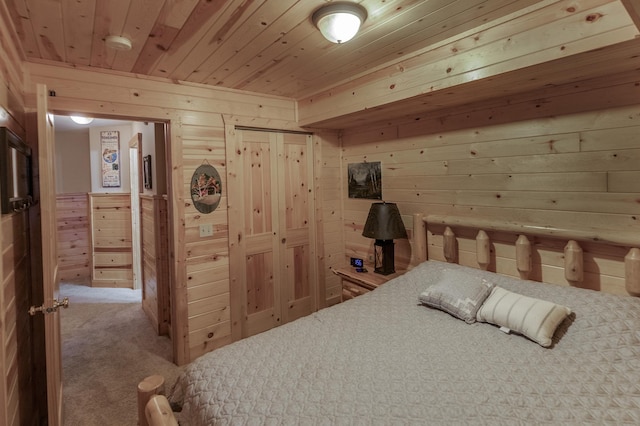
[{"x1": 171, "y1": 260, "x2": 640, "y2": 425}]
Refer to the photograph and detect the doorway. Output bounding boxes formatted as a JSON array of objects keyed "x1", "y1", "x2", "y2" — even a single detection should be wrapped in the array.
[{"x1": 51, "y1": 114, "x2": 174, "y2": 419}]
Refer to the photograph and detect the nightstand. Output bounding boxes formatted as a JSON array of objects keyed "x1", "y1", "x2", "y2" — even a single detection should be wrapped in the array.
[{"x1": 332, "y1": 266, "x2": 405, "y2": 301}]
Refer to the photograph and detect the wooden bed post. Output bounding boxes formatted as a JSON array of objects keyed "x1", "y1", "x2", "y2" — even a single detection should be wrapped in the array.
[
  {"x1": 145, "y1": 395, "x2": 178, "y2": 426},
  {"x1": 625, "y1": 248, "x2": 640, "y2": 296},
  {"x1": 411, "y1": 213, "x2": 427, "y2": 266},
  {"x1": 515, "y1": 235, "x2": 532, "y2": 279},
  {"x1": 138, "y1": 375, "x2": 165, "y2": 426},
  {"x1": 443, "y1": 227, "x2": 457, "y2": 263},
  {"x1": 476, "y1": 230, "x2": 490, "y2": 270},
  {"x1": 564, "y1": 240, "x2": 584, "y2": 285}
]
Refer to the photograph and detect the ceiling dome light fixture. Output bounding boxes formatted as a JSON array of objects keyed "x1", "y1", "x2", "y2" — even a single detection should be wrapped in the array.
[
  {"x1": 70, "y1": 116, "x2": 94, "y2": 125},
  {"x1": 312, "y1": 2, "x2": 367, "y2": 44},
  {"x1": 105, "y1": 35, "x2": 132, "y2": 51}
]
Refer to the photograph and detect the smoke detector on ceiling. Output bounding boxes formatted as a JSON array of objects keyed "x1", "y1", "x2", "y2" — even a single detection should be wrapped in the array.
[{"x1": 105, "y1": 35, "x2": 132, "y2": 51}]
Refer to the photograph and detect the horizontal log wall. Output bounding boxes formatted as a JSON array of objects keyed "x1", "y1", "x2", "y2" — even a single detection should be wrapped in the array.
[
  {"x1": 89, "y1": 193, "x2": 133, "y2": 288},
  {"x1": 56, "y1": 193, "x2": 90, "y2": 283},
  {"x1": 342, "y1": 84, "x2": 640, "y2": 295}
]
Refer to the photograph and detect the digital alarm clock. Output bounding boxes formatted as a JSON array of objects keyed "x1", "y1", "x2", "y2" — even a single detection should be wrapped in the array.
[{"x1": 350, "y1": 257, "x2": 364, "y2": 267}]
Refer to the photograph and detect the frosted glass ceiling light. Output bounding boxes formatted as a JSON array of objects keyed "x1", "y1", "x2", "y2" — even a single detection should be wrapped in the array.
[
  {"x1": 105, "y1": 35, "x2": 132, "y2": 51},
  {"x1": 312, "y1": 3, "x2": 367, "y2": 44},
  {"x1": 70, "y1": 116, "x2": 94, "y2": 125}
]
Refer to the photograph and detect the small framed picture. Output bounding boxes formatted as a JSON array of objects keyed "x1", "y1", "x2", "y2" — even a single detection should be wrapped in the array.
[{"x1": 348, "y1": 161, "x2": 382, "y2": 199}]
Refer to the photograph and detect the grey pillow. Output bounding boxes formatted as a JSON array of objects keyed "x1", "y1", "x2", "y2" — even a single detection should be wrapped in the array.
[{"x1": 419, "y1": 269, "x2": 494, "y2": 323}]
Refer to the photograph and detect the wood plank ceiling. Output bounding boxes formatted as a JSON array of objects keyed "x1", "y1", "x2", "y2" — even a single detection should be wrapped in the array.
[
  {"x1": 6, "y1": 0, "x2": 545, "y2": 100},
  {"x1": 4, "y1": 0, "x2": 640, "y2": 128}
]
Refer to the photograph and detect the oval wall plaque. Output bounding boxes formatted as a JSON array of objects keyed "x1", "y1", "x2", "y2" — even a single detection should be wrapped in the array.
[{"x1": 190, "y1": 163, "x2": 222, "y2": 214}]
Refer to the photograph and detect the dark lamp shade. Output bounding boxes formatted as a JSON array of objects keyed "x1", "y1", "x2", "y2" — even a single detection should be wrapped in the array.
[{"x1": 362, "y1": 202, "x2": 408, "y2": 240}]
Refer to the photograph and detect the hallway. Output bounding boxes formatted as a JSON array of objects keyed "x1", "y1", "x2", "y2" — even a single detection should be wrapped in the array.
[{"x1": 60, "y1": 283, "x2": 182, "y2": 425}]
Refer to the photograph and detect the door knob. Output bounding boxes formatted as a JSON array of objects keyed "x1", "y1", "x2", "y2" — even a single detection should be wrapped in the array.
[{"x1": 28, "y1": 297, "x2": 70, "y2": 316}]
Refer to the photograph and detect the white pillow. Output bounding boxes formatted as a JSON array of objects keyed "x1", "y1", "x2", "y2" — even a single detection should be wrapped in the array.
[{"x1": 476, "y1": 286, "x2": 571, "y2": 347}]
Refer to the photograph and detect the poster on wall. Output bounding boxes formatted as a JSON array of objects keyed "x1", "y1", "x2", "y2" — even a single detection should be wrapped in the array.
[
  {"x1": 348, "y1": 161, "x2": 382, "y2": 199},
  {"x1": 101, "y1": 130, "x2": 121, "y2": 187}
]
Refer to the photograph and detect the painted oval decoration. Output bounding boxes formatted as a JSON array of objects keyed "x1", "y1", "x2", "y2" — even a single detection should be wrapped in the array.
[{"x1": 191, "y1": 164, "x2": 222, "y2": 214}]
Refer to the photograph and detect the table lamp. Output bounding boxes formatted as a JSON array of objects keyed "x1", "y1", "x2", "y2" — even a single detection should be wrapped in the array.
[{"x1": 362, "y1": 202, "x2": 407, "y2": 275}]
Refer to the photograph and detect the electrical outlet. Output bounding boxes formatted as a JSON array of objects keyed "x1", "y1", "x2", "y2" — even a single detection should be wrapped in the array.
[{"x1": 199, "y1": 224, "x2": 214, "y2": 237}]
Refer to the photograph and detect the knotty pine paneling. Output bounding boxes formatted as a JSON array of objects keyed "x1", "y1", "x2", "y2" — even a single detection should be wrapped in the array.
[
  {"x1": 140, "y1": 195, "x2": 170, "y2": 336},
  {"x1": 25, "y1": 60, "x2": 299, "y2": 364},
  {"x1": 56, "y1": 193, "x2": 90, "y2": 283},
  {"x1": 298, "y1": 0, "x2": 639, "y2": 127},
  {"x1": 89, "y1": 193, "x2": 133, "y2": 288},
  {"x1": 341, "y1": 102, "x2": 640, "y2": 296},
  {"x1": 314, "y1": 131, "x2": 343, "y2": 306},
  {"x1": 1, "y1": 212, "x2": 35, "y2": 426},
  {"x1": 182, "y1": 123, "x2": 232, "y2": 358},
  {"x1": 0, "y1": 4, "x2": 43, "y2": 423}
]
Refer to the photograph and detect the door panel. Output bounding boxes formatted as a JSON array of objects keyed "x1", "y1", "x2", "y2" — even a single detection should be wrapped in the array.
[
  {"x1": 37, "y1": 84, "x2": 63, "y2": 425},
  {"x1": 240, "y1": 131, "x2": 280, "y2": 337},
  {"x1": 280, "y1": 134, "x2": 316, "y2": 324},
  {"x1": 230, "y1": 129, "x2": 317, "y2": 338}
]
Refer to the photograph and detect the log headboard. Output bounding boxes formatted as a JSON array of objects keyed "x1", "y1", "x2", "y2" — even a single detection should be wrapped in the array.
[{"x1": 410, "y1": 213, "x2": 640, "y2": 297}]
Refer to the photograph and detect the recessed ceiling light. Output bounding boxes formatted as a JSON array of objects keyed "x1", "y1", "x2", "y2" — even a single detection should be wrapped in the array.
[{"x1": 105, "y1": 35, "x2": 132, "y2": 51}]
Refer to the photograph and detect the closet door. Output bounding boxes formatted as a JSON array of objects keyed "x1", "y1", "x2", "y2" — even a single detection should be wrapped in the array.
[
  {"x1": 239, "y1": 130, "x2": 280, "y2": 337},
  {"x1": 278, "y1": 133, "x2": 316, "y2": 324},
  {"x1": 228, "y1": 129, "x2": 316, "y2": 339}
]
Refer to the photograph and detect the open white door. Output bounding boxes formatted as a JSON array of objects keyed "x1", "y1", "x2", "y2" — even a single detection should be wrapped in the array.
[{"x1": 36, "y1": 84, "x2": 64, "y2": 425}]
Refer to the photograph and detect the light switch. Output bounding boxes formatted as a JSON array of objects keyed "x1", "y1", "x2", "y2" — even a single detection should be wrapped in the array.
[{"x1": 199, "y1": 224, "x2": 214, "y2": 237}]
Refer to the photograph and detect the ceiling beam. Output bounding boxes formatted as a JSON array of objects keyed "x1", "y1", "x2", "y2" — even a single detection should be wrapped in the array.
[{"x1": 297, "y1": 0, "x2": 639, "y2": 128}]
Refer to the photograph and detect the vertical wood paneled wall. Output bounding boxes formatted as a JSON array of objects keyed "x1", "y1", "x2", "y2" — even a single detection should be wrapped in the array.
[
  {"x1": 56, "y1": 193, "x2": 90, "y2": 283},
  {"x1": 140, "y1": 195, "x2": 170, "y2": 336},
  {"x1": 314, "y1": 132, "x2": 344, "y2": 306},
  {"x1": 89, "y1": 193, "x2": 133, "y2": 288},
  {"x1": 341, "y1": 96, "x2": 640, "y2": 296}
]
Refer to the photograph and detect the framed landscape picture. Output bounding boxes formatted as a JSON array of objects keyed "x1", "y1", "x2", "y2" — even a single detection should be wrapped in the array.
[{"x1": 348, "y1": 161, "x2": 382, "y2": 199}]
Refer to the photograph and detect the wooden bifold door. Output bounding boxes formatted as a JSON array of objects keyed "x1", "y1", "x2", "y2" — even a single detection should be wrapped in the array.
[{"x1": 227, "y1": 128, "x2": 317, "y2": 339}]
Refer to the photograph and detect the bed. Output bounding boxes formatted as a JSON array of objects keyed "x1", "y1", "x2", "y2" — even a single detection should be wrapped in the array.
[{"x1": 145, "y1": 215, "x2": 640, "y2": 425}]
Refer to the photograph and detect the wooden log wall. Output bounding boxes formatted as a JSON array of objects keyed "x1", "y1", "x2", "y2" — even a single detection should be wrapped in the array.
[
  {"x1": 140, "y1": 195, "x2": 170, "y2": 336},
  {"x1": 341, "y1": 81, "x2": 640, "y2": 296},
  {"x1": 56, "y1": 193, "x2": 90, "y2": 283},
  {"x1": 89, "y1": 193, "x2": 133, "y2": 288}
]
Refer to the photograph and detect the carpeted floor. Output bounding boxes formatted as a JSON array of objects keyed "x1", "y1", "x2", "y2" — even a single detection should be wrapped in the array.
[{"x1": 60, "y1": 283, "x2": 183, "y2": 425}]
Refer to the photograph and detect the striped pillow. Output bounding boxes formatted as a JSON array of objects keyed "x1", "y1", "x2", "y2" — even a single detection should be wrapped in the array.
[{"x1": 476, "y1": 286, "x2": 571, "y2": 347}]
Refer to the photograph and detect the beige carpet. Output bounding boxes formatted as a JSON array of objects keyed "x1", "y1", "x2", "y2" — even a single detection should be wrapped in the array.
[{"x1": 60, "y1": 283, "x2": 183, "y2": 425}]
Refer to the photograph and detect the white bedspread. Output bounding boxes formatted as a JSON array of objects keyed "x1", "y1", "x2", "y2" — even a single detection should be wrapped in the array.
[{"x1": 171, "y1": 260, "x2": 640, "y2": 425}]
